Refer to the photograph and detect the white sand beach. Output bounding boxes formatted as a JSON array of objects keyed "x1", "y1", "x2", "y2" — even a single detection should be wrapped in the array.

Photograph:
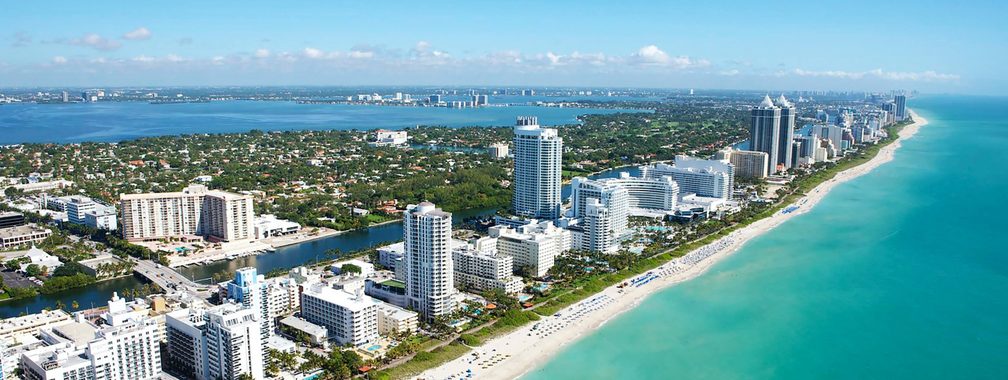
[{"x1": 414, "y1": 110, "x2": 928, "y2": 380}]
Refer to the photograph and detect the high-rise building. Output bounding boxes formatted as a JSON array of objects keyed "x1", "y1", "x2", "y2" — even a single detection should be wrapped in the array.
[
  {"x1": 775, "y1": 95, "x2": 796, "y2": 170},
  {"x1": 18, "y1": 293, "x2": 162, "y2": 380},
  {"x1": 165, "y1": 303, "x2": 264, "y2": 380},
  {"x1": 452, "y1": 237, "x2": 524, "y2": 294},
  {"x1": 582, "y1": 198, "x2": 620, "y2": 253},
  {"x1": 487, "y1": 142, "x2": 509, "y2": 159},
  {"x1": 65, "y1": 196, "x2": 98, "y2": 225},
  {"x1": 403, "y1": 202, "x2": 454, "y2": 321},
  {"x1": 727, "y1": 150, "x2": 770, "y2": 179},
  {"x1": 489, "y1": 221, "x2": 571, "y2": 278},
  {"x1": 640, "y1": 156, "x2": 734, "y2": 199},
  {"x1": 813, "y1": 125, "x2": 847, "y2": 157},
  {"x1": 119, "y1": 184, "x2": 254, "y2": 242},
  {"x1": 226, "y1": 268, "x2": 272, "y2": 341},
  {"x1": 300, "y1": 282, "x2": 379, "y2": 346},
  {"x1": 428, "y1": 94, "x2": 442, "y2": 104},
  {"x1": 750, "y1": 95, "x2": 782, "y2": 174},
  {"x1": 894, "y1": 94, "x2": 907, "y2": 121},
  {"x1": 569, "y1": 178, "x2": 629, "y2": 251},
  {"x1": 472, "y1": 94, "x2": 489, "y2": 106},
  {"x1": 512, "y1": 116, "x2": 563, "y2": 219}
]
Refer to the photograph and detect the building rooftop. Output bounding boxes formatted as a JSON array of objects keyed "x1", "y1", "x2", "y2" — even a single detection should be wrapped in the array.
[
  {"x1": 50, "y1": 322, "x2": 98, "y2": 346},
  {"x1": 0, "y1": 224, "x2": 50, "y2": 239},
  {"x1": 303, "y1": 283, "x2": 380, "y2": 312},
  {"x1": 279, "y1": 316, "x2": 327, "y2": 337}
]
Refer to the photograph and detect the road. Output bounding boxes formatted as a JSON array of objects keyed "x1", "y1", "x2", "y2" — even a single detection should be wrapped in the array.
[{"x1": 132, "y1": 259, "x2": 213, "y2": 299}]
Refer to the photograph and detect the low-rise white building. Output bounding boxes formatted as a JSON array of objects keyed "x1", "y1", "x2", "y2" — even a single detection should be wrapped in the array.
[
  {"x1": 452, "y1": 238, "x2": 524, "y2": 294},
  {"x1": 376, "y1": 303, "x2": 419, "y2": 336},
  {"x1": 0, "y1": 225, "x2": 52, "y2": 249},
  {"x1": 18, "y1": 246, "x2": 62, "y2": 273},
  {"x1": 370, "y1": 130, "x2": 408, "y2": 146},
  {"x1": 300, "y1": 281, "x2": 380, "y2": 347},
  {"x1": 253, "y1": 215, "x2": 301, "y2": 239},
  {"x1": 84, "y1": 207, "x2": 117, "y2": 231},
  {"x1": 489, "y1": 221, "x2": 571, "y2": 278}
]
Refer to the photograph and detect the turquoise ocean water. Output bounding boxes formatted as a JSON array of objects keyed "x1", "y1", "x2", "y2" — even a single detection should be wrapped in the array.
[{"x1": 524, "y1": 95, "x2": 1008, "y2": 379}]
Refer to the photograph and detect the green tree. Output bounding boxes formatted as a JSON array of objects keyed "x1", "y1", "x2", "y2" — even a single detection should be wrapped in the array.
[
  {"x1": 339, "y1": 263, "x2": 361, "y2": 274},
  {"x1": 25, "y1": 264, "x2": 41, "y2": 277}
]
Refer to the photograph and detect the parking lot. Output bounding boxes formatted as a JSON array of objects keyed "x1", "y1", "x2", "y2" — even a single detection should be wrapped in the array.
[{"x1": 1, "y1": 270, "x2": 38, "y2": 288}]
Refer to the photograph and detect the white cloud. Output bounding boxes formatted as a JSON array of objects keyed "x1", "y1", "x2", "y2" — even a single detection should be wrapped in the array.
[
  {"x1": 348, "y1": 50, "x2": 374, "y2": 59},
  {"x1": 69, "y1": 33, "x2": 122, "y2": 51},
  {"x1": 719, "y1": 69, "x2": 740, "y2": 76},
  {"x1": 545, "y1": 52, "x2": 561, "y2": 65},
  {"x1": 254, "y1": 48, "x2": 270, "y2": 58},
  {"x1": 634, "y1": 45, "x2": 670, "y2": 64},
  {"x1": 303, "y1": 47, "x2": 324, "y2": 58},
  {"x1": 131, "y1": 55, "x2": 155, "y2": 63},
  {"x1": 165, "y1": 54, "x2": 186, "y2": 63},
  {"x1": 792, "y1": 68, "x2": 959, "y2": 82},
  {"x1": 123, "y1": 27, "x2": 152, "y2": 41},
  {"x1": 411, "y1": 41, "x2": 449, "y2": 59},
  {"x1": 631, "y1": 45, "x2": 708, "y2": 69},
  {"x1": 51, "y1": 56, "x2": 67, "y2": 64}
]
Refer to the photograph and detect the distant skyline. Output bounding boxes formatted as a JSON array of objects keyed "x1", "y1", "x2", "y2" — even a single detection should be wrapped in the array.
[{"x1": 2, "y1": 1, "x2": 1004, "y2": 94}]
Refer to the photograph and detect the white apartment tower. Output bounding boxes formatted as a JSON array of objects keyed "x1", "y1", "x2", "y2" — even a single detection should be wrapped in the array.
[
  {"x1": 226, "y1": 267, "x2": 272, "y2": 341},
  {"x1": 165, "y1": 303, "x2": 264, "y2": 380},
  {"x1": 300, "y1": 282, "x2": 380, "y2": 346},
  {"x1": 18, "y1": 293, "x2": 162, "y2": 380},
  {"x1": 119, "y1": 184, "x2": 254, "y2": 242},
  {"x1": 750, "y1": 95, "x2": 782, "y2": 174},
  {"x1": 583, "y1": 198, "x2": 620, "y2": 253},
  {"x1": 570, "y1": 177, "x2": 629, "y2": 251},
  {"x1": 512, "y1": 116, "x2": 563, "y2": 220},
  {"x1": 403, "y1": 202, "x2": 454, "y2": 321}
]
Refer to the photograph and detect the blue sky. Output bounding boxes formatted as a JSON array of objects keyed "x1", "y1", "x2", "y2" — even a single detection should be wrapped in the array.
[{"x1": 1, "y1": 1, "x2": 1004, "y2": 94}]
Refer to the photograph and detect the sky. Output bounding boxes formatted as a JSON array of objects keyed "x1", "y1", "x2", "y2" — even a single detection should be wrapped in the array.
[{"x1": 1, "y1": 1, "x2": 1005, "y2": 94}]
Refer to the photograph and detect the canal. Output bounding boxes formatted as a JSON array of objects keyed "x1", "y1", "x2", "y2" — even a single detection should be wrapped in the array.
[{"x1": 0, "y1": 166, "x2": 642, "y2": 318}]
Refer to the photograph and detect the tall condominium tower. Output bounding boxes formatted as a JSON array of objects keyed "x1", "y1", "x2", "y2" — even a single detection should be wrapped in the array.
[
  {"x1": 775, "y1": 95, "x2": 796, "y2": 170},
  {"x1": 894, "y1": 94, "x2": 907, "y2": 121},
  {"x1": 119, "y1": 184, "x2": 254, "y2": 242},
  {"x1": 569, "y1": 177, "x2": 629, "y2": 251},
  {"x1": 403, "y1": 202, "x2": 454, "y2": 321},
  {"x1": 750, "y1": 95, "x2": 782, "y2": 174},
  {"x1": 227, "y1": 267, "x2": 272, "y2": 341},
  {"x1": 512, "y1": 116, "x2": 563, "y2": 220},
  {"x1": 165, "y1": 303, "x2": 264, "y2": 380}
]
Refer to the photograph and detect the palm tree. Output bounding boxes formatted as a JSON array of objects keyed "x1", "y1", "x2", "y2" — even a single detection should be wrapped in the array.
[
  {"x1": 236, "y1": 373, "x2": 256, "y2": 380},
  {"x1": 71, "y1": 300, "x2": 80, "y2": 310}
]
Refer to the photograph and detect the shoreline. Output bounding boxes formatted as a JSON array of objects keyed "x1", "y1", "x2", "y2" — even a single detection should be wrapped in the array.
[{"x1": 416, "y1": 110, "x2": 928, "y2": 380}]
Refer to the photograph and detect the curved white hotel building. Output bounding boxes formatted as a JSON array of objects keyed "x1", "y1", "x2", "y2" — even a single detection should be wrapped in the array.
[
  {"x1": 601, "y1": 173, "x2": 679, "y2": 213},
  {"x1": 640, "y1": 156, "x2": 733, "y2": 200}
]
